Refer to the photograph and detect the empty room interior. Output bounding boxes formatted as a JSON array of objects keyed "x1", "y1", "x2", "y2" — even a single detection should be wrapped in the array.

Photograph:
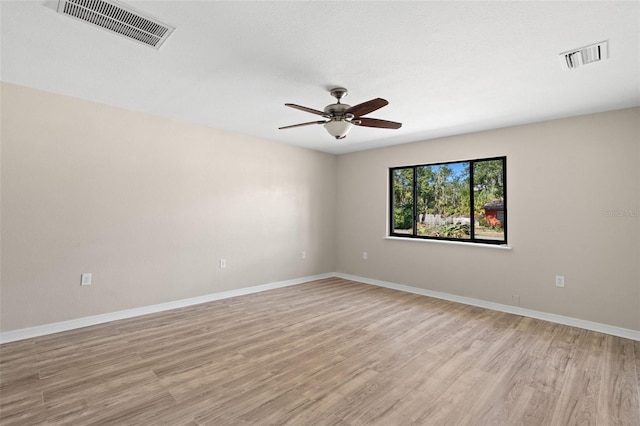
[{"x1": 1, "y1": 1, "x2": 639, "y2": 425}]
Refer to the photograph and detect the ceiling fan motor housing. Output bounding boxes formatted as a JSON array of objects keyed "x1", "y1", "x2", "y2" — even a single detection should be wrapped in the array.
[{"x1": 324, "y1": 103, "x2": 351, "y2": 118}]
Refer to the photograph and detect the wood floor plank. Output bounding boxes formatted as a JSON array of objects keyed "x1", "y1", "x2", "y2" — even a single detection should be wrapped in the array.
[
  {"x1": 636, "y1": 340, "x2": 640, "y2": 413},
  {"x1": 548, "y1": 350, "x2": 601, "y2": 425},
  {"x1": 597, "y1": 336, "x2": 640, "y2": 425},
  {"x1": 1, "y1": 278, "x2": 638, "y2": 425}
]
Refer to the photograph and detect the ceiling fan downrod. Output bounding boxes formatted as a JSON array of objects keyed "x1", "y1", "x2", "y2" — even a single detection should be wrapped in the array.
[{"x1": 330, "y1": 87, "x2": 348, "y2": 103}]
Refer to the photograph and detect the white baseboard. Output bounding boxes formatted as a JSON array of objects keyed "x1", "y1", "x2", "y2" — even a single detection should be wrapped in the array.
[
  {"x1": 335, "y1": 273, "x2": 640, "y2": 342},
  {"x1": 0, "y1": 273, "x2": 333, "y2": 344},
  {"x1": 2, "y1": 271, "x2": 638, "y2": 344}
]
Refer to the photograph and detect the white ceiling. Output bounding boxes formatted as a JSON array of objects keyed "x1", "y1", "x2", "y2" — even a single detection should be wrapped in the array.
[{"x1": 1, "y1": 1, "x2": 639, "y2": 155}]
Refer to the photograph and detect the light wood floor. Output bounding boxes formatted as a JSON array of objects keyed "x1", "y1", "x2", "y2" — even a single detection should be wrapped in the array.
[{"x1": 1, "y1": 278, "x2": 639, "y2": 425}]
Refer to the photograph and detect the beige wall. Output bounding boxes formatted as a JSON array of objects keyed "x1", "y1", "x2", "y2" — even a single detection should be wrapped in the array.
[
  {"x1": 0, "y1": 83, "x2": 336, "y2": 331},
  {"x1": 336, "y1": 108, "x2": 640, "y2": 331},
  {"x1": 2, "y1": 83, "x2": 639, "y2": 334}
]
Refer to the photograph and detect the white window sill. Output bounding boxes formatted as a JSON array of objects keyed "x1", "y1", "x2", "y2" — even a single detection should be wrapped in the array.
[{"x1": 384, "y1": 236, "x2": 512, "y2": 250}]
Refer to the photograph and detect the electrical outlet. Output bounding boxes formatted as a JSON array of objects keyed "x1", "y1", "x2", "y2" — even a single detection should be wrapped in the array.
[
  {"x1": 301, "y1": 251, "x2": 306, "y2": 259},
  {"x1": 362, "y1": 251, "x2": 368, "y2": 260},
  {"x1": 555, "y1": 275, "x2": 565, "y2": 287},
  {"x1": 81, "y1": 273, "x2": 92, "y2": 286},
  {"x1": 511, "y1": 295, "x2": 520, "y2": 306},
  {"x1": 219, "y1": 259, "x2": 226, "y2": 269}
]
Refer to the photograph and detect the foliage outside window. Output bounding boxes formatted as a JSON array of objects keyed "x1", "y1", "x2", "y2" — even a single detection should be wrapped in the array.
[{"x1": 390, "y1": 157, "x2": 506, "y2": 244}]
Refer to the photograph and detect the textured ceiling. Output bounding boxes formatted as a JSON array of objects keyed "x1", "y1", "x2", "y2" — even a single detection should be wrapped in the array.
[{"x1": 1, "y1": 1, "x2": 639, "y2": 154}]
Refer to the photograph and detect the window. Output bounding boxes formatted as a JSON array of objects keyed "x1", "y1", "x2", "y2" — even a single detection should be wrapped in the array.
[{"x1": 390, "y1": 157, "x2": 507, "y2": 244}]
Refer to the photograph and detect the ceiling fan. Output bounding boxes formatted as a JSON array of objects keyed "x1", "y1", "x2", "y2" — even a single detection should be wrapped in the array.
[{"x1": 279, "y1": 88, "x2": 402, "y2": 139}]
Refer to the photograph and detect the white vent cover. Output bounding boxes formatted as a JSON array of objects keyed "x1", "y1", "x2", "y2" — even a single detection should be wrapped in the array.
[
  {"x1": 57, "y1": 0, "x2": 175, "y2": 49},
  {"x1": 559, "y1": 41, "x2": 608, "y2": 71}
]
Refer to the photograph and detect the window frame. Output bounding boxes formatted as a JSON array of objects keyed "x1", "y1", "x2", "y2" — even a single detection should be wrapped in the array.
[{"x1": 389, "y1": 156, "x2": 507, "y2": 245}]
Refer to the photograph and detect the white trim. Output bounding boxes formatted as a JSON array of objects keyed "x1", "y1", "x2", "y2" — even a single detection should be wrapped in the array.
[
  {"x1": 0, "y1": 273, "x2": 333, "y2": 344},
  {"x1": 3, "y1": 271, "x2": 638, "y2": 344},
  {"x1": 335, "y1": 273, "x2": 640, "y2": 341},
  {"x1": 384, "y1": 236, "x2": 512, "y2": 250}
]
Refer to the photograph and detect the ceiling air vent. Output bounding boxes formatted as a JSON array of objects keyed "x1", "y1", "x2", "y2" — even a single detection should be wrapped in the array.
[
  {"x1": 57, "y1": 0, "x2": 175, "y2": 49},
  {"x1": 559, "y1": 41, "x2": 608, "y2": 71}
]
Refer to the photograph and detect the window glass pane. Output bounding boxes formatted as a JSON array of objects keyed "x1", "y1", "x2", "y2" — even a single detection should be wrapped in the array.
[
  {"x1": 416, "y1": 162, "x2": 471, "y2": 239},
  {"x1": 473, "y1": 159, "x2": 505, "y2": 241},
  {"x1": 392, "y1": 168, "x2": 414, "y2": 235},
  {"x1": 389, "y1": 157, "x2": 506, "y2": 245}
]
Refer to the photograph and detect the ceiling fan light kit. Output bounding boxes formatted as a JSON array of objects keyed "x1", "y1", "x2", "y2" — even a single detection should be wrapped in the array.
[
  {"x1": 279, "y1": 87, "x2": 402, "y2": 140},
  {"x1": 324, "y1": 120, "x2": 353, "y2": 139}
]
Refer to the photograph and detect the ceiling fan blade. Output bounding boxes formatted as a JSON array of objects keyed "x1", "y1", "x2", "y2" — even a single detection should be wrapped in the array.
[
  {"x1": 345, "y1": 98, "x2": 388, "y2": 117},
  {"x1": 279, "y1": 120, "x2": 327, "y2": 130},
  {"x1": 354, "y1": 117, "x2": 402, "y2": 129},
  {"x1": 285, "y1": 103, "x2": 327, "y2": 116}
]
